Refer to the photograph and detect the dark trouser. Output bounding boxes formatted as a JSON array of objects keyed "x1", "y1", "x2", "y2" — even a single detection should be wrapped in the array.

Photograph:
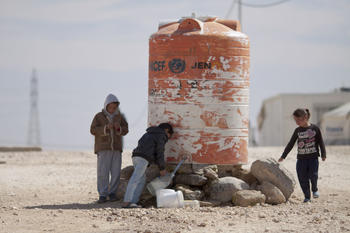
[{"x1": 296, "y1": 158, "x2": 319, "y2": 199}]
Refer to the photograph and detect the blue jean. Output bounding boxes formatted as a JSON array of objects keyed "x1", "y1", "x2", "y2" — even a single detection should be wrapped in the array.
[
  {"x1": 296, "y1": 158, "x2": 319, "y2": 199},
  {"x1": 123, "y1": 156, "x2": 149, "y2": 203},
  {"x1": 97, "y1": 150, "x2": 122, "y2": 197}
]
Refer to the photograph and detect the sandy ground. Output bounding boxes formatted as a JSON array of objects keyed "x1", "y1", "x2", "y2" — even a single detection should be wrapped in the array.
[{"x1": 0, "y1": 146, "x2": 350, "y2": 233}]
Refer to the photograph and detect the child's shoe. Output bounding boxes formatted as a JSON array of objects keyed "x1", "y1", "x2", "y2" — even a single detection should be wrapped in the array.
[
  {"x1": 303, "y1": 198, "x2": 311, "y2": 203},
  {"x1": 109, "y1": 193, "x2": 118, "y2": 202},
  {"x1": 313, "y1": 191, "x2": 320, "y2": 198},
  {"x1": 122, "y1": 203, "x2": 142, "y2": 208},
  {"x1": 97, "y1": 196, "x2": 107, "y2": 204}
]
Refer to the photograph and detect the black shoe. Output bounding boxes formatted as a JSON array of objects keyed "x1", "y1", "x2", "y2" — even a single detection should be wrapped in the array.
[
  {"x1": 109, "y1": 193, "x2": 118, "y2": 202},
  {"x1": 97, "y1": 196, "x2": 107, "y2": 204}
]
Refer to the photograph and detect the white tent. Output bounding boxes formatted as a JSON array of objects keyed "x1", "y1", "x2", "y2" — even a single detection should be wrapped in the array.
[{"x1": 321, "y1": 102, "x2": 350, "y2": 145}]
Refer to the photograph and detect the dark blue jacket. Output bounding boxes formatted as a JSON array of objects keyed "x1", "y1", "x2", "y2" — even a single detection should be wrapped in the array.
[{"x1": 132, "y1": 127, "x2": 168, "y2": 170}]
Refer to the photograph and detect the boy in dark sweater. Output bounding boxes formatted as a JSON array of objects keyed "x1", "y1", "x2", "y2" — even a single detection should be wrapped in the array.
[{"x1": 122, "y1": 123, "x2": 173, "y2": 208}]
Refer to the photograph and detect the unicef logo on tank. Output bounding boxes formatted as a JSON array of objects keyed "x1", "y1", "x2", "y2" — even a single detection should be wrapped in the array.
[{"x1": 168, "y1": 58, "x2": 186, "y2": 73}]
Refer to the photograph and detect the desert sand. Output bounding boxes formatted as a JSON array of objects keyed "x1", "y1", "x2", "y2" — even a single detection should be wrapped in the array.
[{"x1": 0, "y1": 146, "x2": 350, "y2": 233}]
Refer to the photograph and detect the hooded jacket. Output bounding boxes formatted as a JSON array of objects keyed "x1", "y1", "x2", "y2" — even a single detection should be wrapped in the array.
[
  {"x1": 132, "y1": 127, "x2": 168, "y2": 170},
  {"x1": 90, "y1": 94, "x2": 128, "y2": 154}
]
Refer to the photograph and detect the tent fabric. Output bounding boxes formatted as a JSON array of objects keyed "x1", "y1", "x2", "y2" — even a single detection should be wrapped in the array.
[
  {"x1": 323, "y1": 102, "x2": 350, "y2": 118},
  {"x1": 321, "y1": 102, "x2": 350, "y2": 145}
]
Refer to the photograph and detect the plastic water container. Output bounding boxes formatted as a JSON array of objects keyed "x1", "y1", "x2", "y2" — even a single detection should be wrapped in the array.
[
  {"x1": 156, "y1": 189, "x2": 184, "y2": 208},
  {"x1": 147, "y1": 174, "x2": 172, "y2": 196},
  {"x1": 183, "y1": 200, "x2": 200, "y2": 209}
]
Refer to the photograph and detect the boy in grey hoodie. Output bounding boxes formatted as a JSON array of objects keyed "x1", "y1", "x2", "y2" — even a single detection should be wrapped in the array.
[{"x1": 90, "y1": 94, "x2": 128, "y2": 203}]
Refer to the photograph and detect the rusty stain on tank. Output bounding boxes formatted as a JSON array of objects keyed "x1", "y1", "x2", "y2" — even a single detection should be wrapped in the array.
[{"x1": 148, "y1": 16, "x2": 250, "y2": 165}]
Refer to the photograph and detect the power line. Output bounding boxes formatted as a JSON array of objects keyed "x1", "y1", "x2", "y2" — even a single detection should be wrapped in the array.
[
  {"x1": 225, "y1": 0, "x2": 238, "y2": 19},
  {"x1": 241, "y1": 0, "x2": 291, "y2": 8},
  {"x1": 225, "y1": 0, "x2": 291, "y2": 30},
  {"x1": 238, "y1": 0, "x2": 242, "y2": 28}
]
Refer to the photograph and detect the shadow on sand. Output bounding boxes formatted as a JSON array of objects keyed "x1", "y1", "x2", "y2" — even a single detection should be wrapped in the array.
[{"x1": 25, "y1": 201, "x2": 123, "y2": 210}]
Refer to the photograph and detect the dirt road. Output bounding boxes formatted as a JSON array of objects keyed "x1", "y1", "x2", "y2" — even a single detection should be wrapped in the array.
[{"x1": 1, "y1": 146, "x2": 349, "y2": 233}]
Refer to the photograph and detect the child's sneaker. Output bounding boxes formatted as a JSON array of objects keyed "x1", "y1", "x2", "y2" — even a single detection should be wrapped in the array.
[
  {"x1": 109, "y1": 193, "x2": 118, "y2": 202},
  {"x1": 122, "y1": 203, "x2": 142, "y2": 208},
  {"x1": 313, "y1": 191, "x2": 320, "y2": 198},
  {"x1": 97, "y1": 196, "x2": 107, "y2": 204},
  {"x1": 303, "y1": 198, "x2": 311, "y2": 203}
]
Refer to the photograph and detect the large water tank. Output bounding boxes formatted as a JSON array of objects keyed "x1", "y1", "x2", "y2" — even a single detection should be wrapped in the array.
[{"x1": 148, "y1": 16, "x2": 249, "y2": 165}]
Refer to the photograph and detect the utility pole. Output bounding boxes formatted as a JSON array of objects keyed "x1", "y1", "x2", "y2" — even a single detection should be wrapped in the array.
[
  {"x1": 27, "y1": 69, "x2": 41, "y2": 146},
  {"x1": 226, "y1": 0, "x2": 291, "y2": 31},
  {"x1": 238, "y1": 0, "x2": 242, "y2": 31}
]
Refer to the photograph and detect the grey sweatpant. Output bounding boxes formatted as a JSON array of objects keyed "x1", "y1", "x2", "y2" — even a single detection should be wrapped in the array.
[{"x1": 97, "y1": 150, "x2": 122, "y2": 197}]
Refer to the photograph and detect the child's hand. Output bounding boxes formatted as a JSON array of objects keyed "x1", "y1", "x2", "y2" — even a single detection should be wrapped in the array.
[
  {"x1": 278, "y1": 157, "x2": 284, "y2": 162},
  {"x1": 113, "y1": 122, "x2": 121, "y2": 132},
  {"x1": 113, "y1": 122, "x2": 120, "y2": 129},
  {"x1": 322, "y1": 157, "x2": 326, "y2": 161}
]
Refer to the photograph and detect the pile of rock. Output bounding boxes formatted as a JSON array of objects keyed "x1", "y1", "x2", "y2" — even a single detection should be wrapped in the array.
[{"x1": 118, "y1": 158, "x2": 296, "y2": 207}]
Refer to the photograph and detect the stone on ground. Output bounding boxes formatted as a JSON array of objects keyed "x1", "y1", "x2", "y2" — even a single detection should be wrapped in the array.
[
  {"x1": 218, "y1": 165, "x2": 241, "y2": 178},
  {"x1": 234, "y1": 168, "x2": 258, "y2": 185},
  {"x1": 116, "y1": 178, "x2": 128, "y2": 200},
  {"x1": 257, "y1": 181, "x2": 286, "y2": 205},
  {"x1": 251, "y1": 158, "x2": 295, "y2": 200},
  {"x1": 208, "y1": 177, "x2": 250, "y2": 203},
  {"x1": 120, "y1": 165, "x2": 134, "y2": 180},
  {"x1": 175, "y1": 174, "x2": 208, "y2": 186},
  {"x1": 232, "y1": 190, "x2": 266, "y2": 207},
  {"x1": 175, "y1": 184, "x2": 204, "y2": 200},
  {"x1": 203, "y1": 167, "x2": 219, "y2": 181}
]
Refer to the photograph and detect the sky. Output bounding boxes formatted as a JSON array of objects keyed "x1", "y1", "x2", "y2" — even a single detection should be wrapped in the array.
[{"x1": 0, "y1": 0, "x2": 349, "y2": 150}]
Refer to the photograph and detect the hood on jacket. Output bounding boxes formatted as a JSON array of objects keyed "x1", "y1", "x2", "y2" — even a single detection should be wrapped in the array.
[
  {"x1": 146, "y1": 126, "x2": 168, "y2": 140},
  {"x1": 146, "y1": 126, "x2": 165, "y2": 134},
  {"x1": 104, "y1": 94, "x2": 120, "y2": 112}
]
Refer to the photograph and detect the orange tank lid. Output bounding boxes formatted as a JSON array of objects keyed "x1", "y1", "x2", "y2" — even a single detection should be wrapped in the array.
[{"x1": 154, "y1": 15, "x2": 243, "y2": 39}]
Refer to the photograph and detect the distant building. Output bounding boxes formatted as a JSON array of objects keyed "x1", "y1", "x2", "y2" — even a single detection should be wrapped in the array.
[
  {"x1": 257, "y1": 89, "x2": 350, "y2": 146},
  {"x1": 321, "y1": 102, "x2": 350, "y2": 145}
]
